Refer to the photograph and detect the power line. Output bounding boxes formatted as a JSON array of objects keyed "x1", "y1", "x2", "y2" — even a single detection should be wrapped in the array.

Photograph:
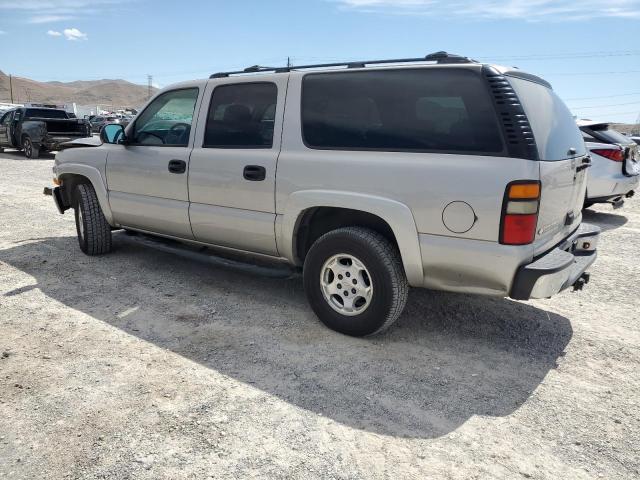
[
  {"x1": 548, "y1": 70, "x2": 640, "y2": 76},
  {"x1": 564, "y1": 91, "x2": 640, "y2": 101},
  {"x1": 573, "y1": 110, "x2": 640, "y2": 116},
  {"x1": 477, "y1": 50, "x2": 640, "y2": 61},
  {"x1": 569, "y1": 101, "x2": 640, "y2": 110}
]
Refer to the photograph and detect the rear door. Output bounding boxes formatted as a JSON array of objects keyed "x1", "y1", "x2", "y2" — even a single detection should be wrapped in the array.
[
  {"x1": 187, "y1": 76, "x2": 288, "y2": 256},
  {"x1": 508, "y1": 76, "x2": 588, "y2": 255}
]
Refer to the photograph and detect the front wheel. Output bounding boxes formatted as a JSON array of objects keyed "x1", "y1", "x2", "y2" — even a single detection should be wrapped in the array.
[
  {"x1": 74, "y1": 183, "x2": 112, "y2": 255},
  {"x1": 303, "y1": 227, "x2": 408, "y2": 336},
  {"x1": 22, "y1": 136, "x2": 40, "y2": 159}
]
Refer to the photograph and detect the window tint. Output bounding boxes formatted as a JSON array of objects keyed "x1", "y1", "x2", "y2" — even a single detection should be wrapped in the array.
[
  {"x1": 133, "y1": 88, "x2": 199, "y2": 146},
  {"x1": 301, "y1": 69, "x2": 503, "y2": 154},
  {"x1": 25, "y1": 109, "x2": 68, "y2": 119},
  {"x1": 509, "y1": 77, "x2": 586, "y2": 160},
  {"x1": 587, "y1": 125, "x2": 634, "y2": 145},
  {"x1": 580, "y1": 129, "x2": 597, "y2": 142},
  {"x1": 204, "y1": 83, "x2": 277, "y2": 148}
]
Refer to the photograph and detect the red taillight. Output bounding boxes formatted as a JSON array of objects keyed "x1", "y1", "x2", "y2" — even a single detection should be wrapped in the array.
[
  {"x1": 502, "y1": 214, "x2": 538, "y2": 245},
  {"x1": 500, "y1": 181, "x2": 540, "y2": 245},
  {"x1": 592, "y1": 148, "x2": 624, "y2": 162}
]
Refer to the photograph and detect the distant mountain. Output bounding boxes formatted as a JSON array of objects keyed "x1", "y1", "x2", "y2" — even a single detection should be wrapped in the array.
[{"x1": 0, "y1": 70, "x2": 157, "y2": 108}]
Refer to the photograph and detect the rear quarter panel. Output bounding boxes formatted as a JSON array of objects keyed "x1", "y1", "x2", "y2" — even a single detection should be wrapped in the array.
[
  {"x1": 276, "y1": 73, "x2": 540, "y2": 290},
  {"x1": 277, "y1": 72, "x2": 539, "y2": 242}
]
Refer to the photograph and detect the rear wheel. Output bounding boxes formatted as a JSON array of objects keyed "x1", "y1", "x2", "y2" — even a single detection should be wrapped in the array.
[
  {"x1": 74, "y1": 183, "x2": 112, "y2": 255},
  {"x1": 22, "y1": 136, "x2": 40, "y2": 159},
  {"x1": 303, "y1": 227, "x2": 408, "y2": 336}
]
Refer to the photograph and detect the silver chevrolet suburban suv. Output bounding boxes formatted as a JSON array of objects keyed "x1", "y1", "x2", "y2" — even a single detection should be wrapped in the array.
[{"x1": 47, "y1": 52, "x2": 600, "y2": 336}]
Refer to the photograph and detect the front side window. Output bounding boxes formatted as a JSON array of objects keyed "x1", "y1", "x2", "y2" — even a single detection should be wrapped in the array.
[
  {"x1": 133, "y1": 88, "x2": 199, "y2": 146},
  {"x1": 301, "y1": 68, "x2": 504, "y2": 154},
  {"x1": 203, "y1": 83, "x2": 277, "y2": 148}
]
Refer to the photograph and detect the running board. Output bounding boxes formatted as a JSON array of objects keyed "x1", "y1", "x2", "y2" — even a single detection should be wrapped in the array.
[{"x1": 117, "y1": 231, "x2": 299, "y2": 279}]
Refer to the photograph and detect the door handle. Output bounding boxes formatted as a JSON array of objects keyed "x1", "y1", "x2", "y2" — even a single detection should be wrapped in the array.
[
  {"x1": 243, "y1": 165, "x2": 266, "y2": 181},
  {"x1": 168, "y1": 159, "x2": 186, "y2": 174}
]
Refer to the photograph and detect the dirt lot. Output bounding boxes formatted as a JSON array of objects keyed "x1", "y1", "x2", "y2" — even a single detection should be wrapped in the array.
[{"x1": 0, "y1": 150, "x2": 638, "y2": 480}]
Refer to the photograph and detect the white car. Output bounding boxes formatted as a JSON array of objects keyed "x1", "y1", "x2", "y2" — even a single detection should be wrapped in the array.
[{"x1": 578, "y1": 121, "x2": 639, "y2": 209}]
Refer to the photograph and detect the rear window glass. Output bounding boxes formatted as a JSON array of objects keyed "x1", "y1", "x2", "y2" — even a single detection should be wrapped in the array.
[
  {"x1": 585, "y1": 125, "x2": 634, "y2": 145},
  {"x1": 24, "y1": 109, "x2": 68, "y2": 119},
  {"x1": 508, "y1": 77, "x2": 586, "y2": 160},
  {"x1": 301, "y1": 68, "x2": 504, "y2": 154}
]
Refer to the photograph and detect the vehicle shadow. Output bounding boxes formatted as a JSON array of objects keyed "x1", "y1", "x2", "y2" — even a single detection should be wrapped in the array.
[
  {"x1": 0, "y1": 149, "x2": 56, "y2": 160},
  {"x1": 582, "y1": 208, "x2": 628, "y2": 232},
  {"x1": 0, "y1": 234, "x2": 573, "y2": 439}
]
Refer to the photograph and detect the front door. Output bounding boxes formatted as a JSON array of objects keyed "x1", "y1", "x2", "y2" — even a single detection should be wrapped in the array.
[
  {"x1": 188, "y1": 77, "x2": 288, "y2": 256},
  {"x1": 105, "y1": 87, "x2": 202, "y2": 238}
]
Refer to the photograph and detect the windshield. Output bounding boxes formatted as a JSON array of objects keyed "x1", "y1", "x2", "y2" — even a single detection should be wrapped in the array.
[{"x1": 24, "y1": 108, "x2": 69, "y2": 119}]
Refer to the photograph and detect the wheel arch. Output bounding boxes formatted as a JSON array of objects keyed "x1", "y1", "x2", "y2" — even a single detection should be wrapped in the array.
[
  {"x1": 279, "y1": 190, "x2": 424, "y2": 286},
  {"x1": 57, "y1": 164, "x2": 114, "y2": 225}
]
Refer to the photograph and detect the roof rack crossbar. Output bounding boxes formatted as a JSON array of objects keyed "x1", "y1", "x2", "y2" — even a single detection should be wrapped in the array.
[{"x1": 209, "y1": 51, "x2": 477, "y2": 78}]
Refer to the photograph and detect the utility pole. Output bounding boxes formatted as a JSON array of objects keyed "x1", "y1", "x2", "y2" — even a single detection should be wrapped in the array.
[
  {"x1": 147, "y1": 74, "x2": 153, "y2": 100},
  {"x1": 287, "y1": 57, "x2": 292, "y2": 68},
  {"x1": 9, "y1": 74, "x2": 14, "y2": 103}
]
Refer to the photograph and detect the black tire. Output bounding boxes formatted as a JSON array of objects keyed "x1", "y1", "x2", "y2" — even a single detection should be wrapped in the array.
[
  {"x1": 74, "y1": 183, "x2": 112, "y2": 255},
  {"x1": 303, "y1": 227, "x2": 408, "y2": 337},
  {"x1": 23, "y1": 136, "x2": 40, "y2": 159}
]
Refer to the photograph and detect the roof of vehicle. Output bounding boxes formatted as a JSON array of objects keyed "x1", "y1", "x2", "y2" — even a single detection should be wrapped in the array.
[
  {"x1": 205, "y1": 51, "x2": 553, "y2": 89},
  {"x1": 577, "y1": 119, "x2": 609, "y2": 128}
]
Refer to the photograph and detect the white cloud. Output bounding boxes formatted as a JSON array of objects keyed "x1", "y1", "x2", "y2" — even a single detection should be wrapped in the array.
[
  {"x1": 331, "y1": 0, "x2": 640, "y2": 21},
  {"x1": 63, "y1": 27, "x2": 87, "y2": 41},
  {"x1": 0, "y1": 1, "x2": 129, "y2": 24},
  {"x1": 29, "y1": 15, "x2": 73, "y2": 24},
  {"x1": 47, "y1": 29, "x2": 61, "y2": 36}
]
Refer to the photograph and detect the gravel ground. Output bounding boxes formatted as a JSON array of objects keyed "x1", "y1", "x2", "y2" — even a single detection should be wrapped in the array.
[{"x1": 0, "y1": 150, "x2": 638, "y2": 480}]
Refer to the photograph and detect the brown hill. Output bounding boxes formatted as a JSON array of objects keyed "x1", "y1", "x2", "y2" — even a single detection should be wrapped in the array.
[{"x1": 0, "y1": 70, "x2": 157, "y2": 108}]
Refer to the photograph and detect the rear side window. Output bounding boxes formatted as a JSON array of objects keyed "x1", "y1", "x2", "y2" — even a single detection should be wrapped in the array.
[
  {"x1": 24, "y1": 108, "x2": 68, "y2": 119},
  {"x1": 204, "y1": 82, "x2": 277, "y2": 148},
  {"x1": 508, "y1": 77, "x2": 586, "y2": 160},
  {"x1": 301, "y1": 68, "x2": 504, "y2": 154}
]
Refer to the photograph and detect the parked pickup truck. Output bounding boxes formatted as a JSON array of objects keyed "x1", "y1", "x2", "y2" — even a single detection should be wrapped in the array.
[
  {"x1": 0, "y1": 107, "x2": 91, "y2": 158},
  {"x1": 45, "y1": 52, "x2": 600, "y2": 336}
]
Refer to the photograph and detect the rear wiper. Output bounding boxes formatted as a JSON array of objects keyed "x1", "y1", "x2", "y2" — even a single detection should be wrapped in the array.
[{"x1": 576, "y1": 155, "x2": 592, "y2": 172}]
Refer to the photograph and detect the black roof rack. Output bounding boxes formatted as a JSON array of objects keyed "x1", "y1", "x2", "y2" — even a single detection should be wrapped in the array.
[{"x1": 210, "y1": 51, "x2": 477, "y2": 78}]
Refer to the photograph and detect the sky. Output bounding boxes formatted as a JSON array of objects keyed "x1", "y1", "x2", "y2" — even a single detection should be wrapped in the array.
[{"x1": 0, "y1": 0, "x2": 639, "y2": 123}]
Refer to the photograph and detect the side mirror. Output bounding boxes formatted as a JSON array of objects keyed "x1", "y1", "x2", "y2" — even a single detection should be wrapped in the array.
[{"x1": 100, "y1": 123, "x2": 127, "y2": 144}]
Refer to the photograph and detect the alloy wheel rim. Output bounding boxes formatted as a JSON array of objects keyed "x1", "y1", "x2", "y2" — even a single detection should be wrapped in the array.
[{"x1": 320, "y1": 253, "x2": 373, "y2": 316}]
